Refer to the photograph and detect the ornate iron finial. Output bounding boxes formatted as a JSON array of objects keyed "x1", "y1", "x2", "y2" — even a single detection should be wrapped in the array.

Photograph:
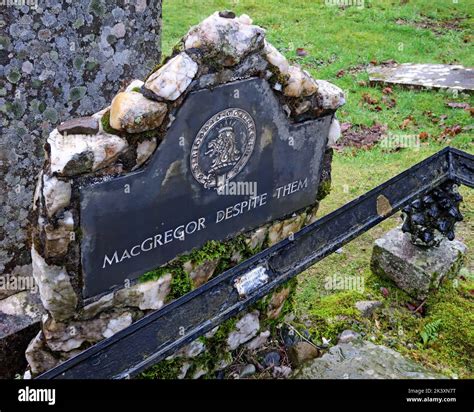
[{"x1": 401, "y1": 180, "x2": 463, "y2": 247}]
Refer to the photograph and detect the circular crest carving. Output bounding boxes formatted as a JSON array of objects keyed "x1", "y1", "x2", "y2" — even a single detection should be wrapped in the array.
[{"x1": 190, "y1": 108, "x2": 256, "y2": 189}]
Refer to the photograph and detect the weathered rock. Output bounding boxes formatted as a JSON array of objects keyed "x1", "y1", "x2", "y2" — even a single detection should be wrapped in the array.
[
  {"x1": 266, "y1": 286, "x2": 291, "y2": 319},
  {"x1": 295, "y1": 340, "x2": 447, "y2": 379},
  {"x1": 327, "y1": 117, "x2": 341, "y2": 146},
  {"x1": 263, "y1": 40, "x2": 290, "y2": 75},
  {"x1": 184, "y1": 12, "x2": 265, "y2": 67},
  {"x1": 178, "y1": 340, "x2": 206, "y2": 359},
  {"x1": 262, "y1": 351, "x2": 281, "y2": 368},
  {"x1": 109, "y1": 92, "x2": 167, "y2": 133},
  {"x1": 82, "y1": 274, "x2": 172, "y2": 318},
  {"x1": 227, "y1": 311, "x2": 260, "y2": 350},
  {"x1": 245, "y1": 226, "x2": 268, "y2": 250},
  {"x1": 81, "y1": 292, "x2": 115, "y2": 320},
  {"x1": 42, "y1": 174, "x2": 71, "y2": 218},
  {"x1": 338, "y1": 329, "x2": 361, "y2": 344},
  {"x1": 125, "y1": 79, "x2": 145, "y2": 93},
  {"x1": 31, "y1": 247, "x2": 77, "y2": 321},
  {"x1": 25, "y1": 331, "x2": 59, "y2": 376},
  {"x1": 294, "y1": 100, "x2": 312, "y2": 116},
  {"x1": 145, "y1": 52, "x2": 198, "y2": 101},
  {"x1": 273, "y1": 365, "x2": 292, "y2": 378},
  {"x1": 371, "y1": 227, "x2": 467, "y2": 300},
  {"x1": 43, "y1": 211, "x2": 74, "y2": 257},
  {"x1": 355, "y1": 300, "x2": 382, "y2": 318},
  {"x1": 43, "y1": 311, "x2": 133, "y2": 352},
  {"x1": 193, "y1": 52, "x2": 268, "y2": 90},
  {"x1": 0, "y1": 291, "x2": 43, "y2": 320},
  {"x1": 48, "y1": 129, "x2": 128, "y2": 176},
  {"x1": 57, "y1": 117, "x2": 99, "y2": 136},
  {"x1": 115, "y1": 273, "x2": 172, "y2": 311},
  {"x1": 314, "y1": 80, "x2": 346, "y2": 110},
  {"x1": 102, "y1": 312, "x2": 134, "y2": 339},
  {"x1": 288, "y1": 341, "x2": 320, "y2": 367},
  {"x1": 135, "y1": 139, "x2": 158, "y2": 168},
  {"x1": 183, "y1": 259, "x2": 220, "y2": 288},
  {"x1": 246, "y1": 330, "x2": 270, "y2": 351},
  {"x1": 283, "y1": 66, "x2": 318, "y2": 98},
  {"x1": 239, "y1": 363, "x2": 256, "y2": 378}
]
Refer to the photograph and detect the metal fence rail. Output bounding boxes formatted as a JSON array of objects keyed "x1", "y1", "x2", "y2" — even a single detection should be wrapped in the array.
[{"x1": 37, "y1": 147, "x2": 473, "y2": 379}]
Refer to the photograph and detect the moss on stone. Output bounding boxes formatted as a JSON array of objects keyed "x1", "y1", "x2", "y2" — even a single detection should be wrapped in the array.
[
  {"x1": 168, "y1": 268, "x2": 193, "y2": 300},
  {"x1": 138, "y1": 357, "x2": 183, "y2": 379},
  {"x1": 316, "y1": 179, "x2": 332, "y2": 202},
  {"x1": 100, "y1": 110, "x2": 121, "y2": 136}
]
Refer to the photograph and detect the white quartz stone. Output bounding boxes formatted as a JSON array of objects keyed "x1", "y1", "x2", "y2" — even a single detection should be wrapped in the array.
[
  {"x1": 48, "y1": 128, "x2": 128, "y2": 176},
  {"x1": 103, "y1": 312, "x2": 133, "y2": 338},
  {"x1": 135, "y1": 139, "x2": 157, "y2": 168},
  {"x1": 227, "y1": 311, "x2": 260, "y2": 350},
  {"x1": 125, "y1": 79, "x2": 144, "y2": 92},
  {"x1": 183, "y1": 12, "x2": 265, "y2": 67},
  {"x1": 314, "y1": 79, "x2": 346, "y2": 110},
  {"x1": 115, "y1": 273, "x2": 172, "y2": 311},
  {"x1": 31, "y1": 246, "x2": 77, "y2": 321},
  {"x1": 110, "y1": 91, "x2": 167, "y2": 133},
  {"x1": 327, "y1": 117, "x2": 342, "y2": 146},
  {"x1": 263, "y1": 40, "x2": 289, "y2": 75},
  {"x1": 42, "y1": 174, "x2": 71, "y2": 217},
  {"x1": 284, "y1": 66, "x2": 318, "y2": 97},
  {"x1": 145, "y1": 52, "x2": 198, "y2": 101}
]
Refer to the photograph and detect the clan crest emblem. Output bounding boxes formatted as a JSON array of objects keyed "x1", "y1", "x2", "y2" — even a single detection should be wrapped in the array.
[{"x1": 190, "y1": 108, "x2": 256, "y2": 189}]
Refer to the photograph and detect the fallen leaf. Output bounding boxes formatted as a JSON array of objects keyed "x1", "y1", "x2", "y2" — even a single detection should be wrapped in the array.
[
  {"x1": 419, "y1": 131, "x2": 429, "y2": 140},
  {"x1": 340, "y1": 122, "x2": 352, "y2": 133},
  {"x1": 380, "y1": 287, "x2": 389, "y2": 298},
  {"x1": 446, "y1": 102, "x2": 470, "y2": 109},
  {"x1": 406, "y1": 303, "x2": 416, "y2": 311},
  {"x1": 336, "y1": 69, "x2": 345, "y2": 78},
  {"x1": 382, "y1": 95, "x2": 397, "y2": 108},
  {"x1": 400, "y1": 116, "x2": 413, "y2": 130},
  {"x1": 296, "y1": 47, "x2": 308, "y2": 57},
  {"x1": 362, "y1": 92, "x2": 378, "y2": 105},
  {"x1": 382, "y1": 87, "x2": 393, "y2": 94}
]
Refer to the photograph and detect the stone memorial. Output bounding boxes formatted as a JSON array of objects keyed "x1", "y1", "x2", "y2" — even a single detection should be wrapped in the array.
[
  {"x1": 0, "y1": 0, "x2": 162, "y2": 379},
  {"x1": 25, "y1": 11, "x2": 345, "y2": 378}
]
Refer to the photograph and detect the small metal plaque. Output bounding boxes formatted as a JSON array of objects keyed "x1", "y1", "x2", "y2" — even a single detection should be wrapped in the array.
[{"x1": 234, "y1": 265, "x2": 269, "y2": 298}]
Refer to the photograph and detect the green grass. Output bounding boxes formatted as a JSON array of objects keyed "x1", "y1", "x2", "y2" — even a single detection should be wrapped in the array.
[{"x1": 161, "y1": 0, "x2": 473, "y2": 377}]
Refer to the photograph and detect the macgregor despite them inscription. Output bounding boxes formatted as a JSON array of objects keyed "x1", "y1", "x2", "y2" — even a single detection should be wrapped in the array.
[{"x1": 102, "y1": 178, "x2": 308, "y2": 269}]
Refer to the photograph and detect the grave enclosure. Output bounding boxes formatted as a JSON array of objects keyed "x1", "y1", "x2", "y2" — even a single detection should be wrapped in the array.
[{"x1": 25, "y1": 12, "x2": 345, "y2": 378}]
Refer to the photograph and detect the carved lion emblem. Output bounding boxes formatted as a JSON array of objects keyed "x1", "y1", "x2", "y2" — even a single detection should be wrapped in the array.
[{"x1": 190, "y1": 108, "x2": 256, "y2": 189}]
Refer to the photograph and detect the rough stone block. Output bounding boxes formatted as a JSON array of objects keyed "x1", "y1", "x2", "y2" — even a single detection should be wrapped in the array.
[
  {"x1": 0, "y1": 291, "x2": 44, "y2": 378},
  {"x1": 371, "y1": 227, "x2": 467, "y2": 300}
]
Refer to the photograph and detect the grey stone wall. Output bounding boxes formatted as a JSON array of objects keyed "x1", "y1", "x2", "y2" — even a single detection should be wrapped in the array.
[{"x1": 0, "y1": 0, "x2": 162, "y2": 278}]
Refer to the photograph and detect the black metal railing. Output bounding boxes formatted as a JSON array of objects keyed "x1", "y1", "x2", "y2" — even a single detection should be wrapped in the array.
[{"x1": 37, "y1": 147, "x2": 473, "y2": 379}]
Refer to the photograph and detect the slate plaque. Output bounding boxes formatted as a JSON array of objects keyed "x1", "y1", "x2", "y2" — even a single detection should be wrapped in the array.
[{"x1": 80, "y1": 78, "x2": 332, "y2": 297}]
